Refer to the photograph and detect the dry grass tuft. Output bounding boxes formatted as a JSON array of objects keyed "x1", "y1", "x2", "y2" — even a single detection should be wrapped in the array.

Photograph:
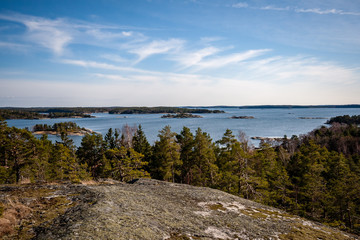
[
  {"x1": 80, "y1": 180, "x2": 99, "y2": 185},
  {"x1": 0, "y1": 197, "x2": 32, "y2": 238},
  {"x1": 19, "y1": 178, "x2": 31, "y2": 185}
]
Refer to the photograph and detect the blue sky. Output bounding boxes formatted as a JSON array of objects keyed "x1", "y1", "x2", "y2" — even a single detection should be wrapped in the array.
[{"x1": 0, "y1": 0, "x2": 359, "y2": 107}]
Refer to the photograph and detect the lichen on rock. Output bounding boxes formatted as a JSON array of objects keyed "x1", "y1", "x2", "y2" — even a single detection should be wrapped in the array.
[{"x1": 1, "y1": 179, "x2": 358, "y2": 240}]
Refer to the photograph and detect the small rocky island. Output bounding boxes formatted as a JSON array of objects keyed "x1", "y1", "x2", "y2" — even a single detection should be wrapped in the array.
[
  {"x1": 230, "y1": 116, "x2": 255, "y2": 119},
  {"x1": 32, "y1": 122, "x2": 93, "y2": 136},
  {"x1": 298, "y1": 117, "x2": 327, "y2": 119},
  {"x1": 161, "y1": 113, "x2": 203, "y2": 118}
]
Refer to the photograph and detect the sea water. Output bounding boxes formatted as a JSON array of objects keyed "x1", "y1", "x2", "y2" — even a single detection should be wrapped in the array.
[{"x1": 6, "y1": 107, "x2": 360, "y2": 146}]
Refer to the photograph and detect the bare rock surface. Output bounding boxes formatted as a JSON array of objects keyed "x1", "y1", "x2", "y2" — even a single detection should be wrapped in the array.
[{"x1": 29, "y1": 179, "x2": 358, "y2": 240}]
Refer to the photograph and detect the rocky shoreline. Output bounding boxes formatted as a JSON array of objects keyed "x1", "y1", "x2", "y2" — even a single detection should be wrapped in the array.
[{"x1": 32, "y1": 128, "x2": 94, "y2": 136}]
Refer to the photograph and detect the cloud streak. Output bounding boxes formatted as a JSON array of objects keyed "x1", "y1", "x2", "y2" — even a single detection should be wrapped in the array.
[
  {"x1": 129, "y1": 38, "x2": 185, "y2": 63},
  {"x1": 0, "y1": 13, "x2": 151, "y2": 56},
  {"x1": 0, "y1": 13, "x2": 73, "y2": 55},
  {"x1": 173, "y1": 49, "x2": 271, "y2": 71},
  {"x1": 295, "y1": 8, "x2": 360, "y2": 16},
  {"x1": 231, "y1": 3, "x2": 360, "y2": 16},
  {"x1": 232, "y1": 2, "x2": 248, "y2": 8}
]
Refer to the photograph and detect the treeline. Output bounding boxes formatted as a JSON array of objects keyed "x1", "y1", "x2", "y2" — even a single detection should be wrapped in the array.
[
  {"x1": 33, "y1": 122, "x2": 85, "y2": 133},
  {"x1": 0, "y1": 109, "x2": 93, "y2": 120},
  {"x1": 0, "y1": 107, "x2": 224, "y2": 119},
  {"x1": 0, "y1": 117, "x2": 359, "y2": 234},
  {"x1": 47, "y1": 112, "x2": 93, "y2": 118},
  {"x1": 326, "y1": 115, "x2": 360, "y2": 125},
  {"x1": 238, "y1": 104, "x2": 360, "y2": 109},
  {"x1": 108, "y1": 107, "x2": 224, "y2": 114},
  {"x1": 0, "y1": 109, "x2": 44, "y2": 119}
]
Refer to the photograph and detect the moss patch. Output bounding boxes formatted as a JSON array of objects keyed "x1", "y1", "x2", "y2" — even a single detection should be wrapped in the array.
[
  {"x1": 208, "y1": 203, "x2": 227, "y2": 211},
  {"x1": 0, "y1": 202, "x2": 4, "y2": 217},
  {"x1": 167, "y1": 232, "x2": 192, "y2": 240},
  {"x1": 279, "y1": 223, "x2": 352, "y2": 240}
]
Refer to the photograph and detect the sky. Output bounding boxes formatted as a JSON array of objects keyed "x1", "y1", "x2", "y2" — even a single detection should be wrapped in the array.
[{"x1": 0, "y1": 0, "x2": 359, "y2": 107}]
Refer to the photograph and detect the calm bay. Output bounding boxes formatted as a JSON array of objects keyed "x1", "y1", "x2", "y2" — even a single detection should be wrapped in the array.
[{"x1": 6, "y1": 107, "x2": 360, "y2": 146}]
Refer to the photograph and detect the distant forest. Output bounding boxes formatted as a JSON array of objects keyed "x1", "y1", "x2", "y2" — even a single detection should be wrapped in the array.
[
  {"x1": 237, "y1": 104, "x2": 360, "y2": 109},
  {"x1": 0, "y1": 115, "x2": 360, "y2": 235},
  {"x1": 0, "y1": 107, "x2": 224, "y2": 119},
  {"x1": 1, "y1": 105, "x2": 359, "y2": 119}
]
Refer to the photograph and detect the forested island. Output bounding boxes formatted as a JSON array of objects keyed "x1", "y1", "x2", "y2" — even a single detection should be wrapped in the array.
[
  {"x1": 161, "y1": 113, "x2": 203, "y2": 118},
  {"x1": 326, "y1": 115, "x2": 360, "y2": 125},
  {"x1": 108, "y1": 107, "x2": 224, "y2": 114},
  {"x1": 32, "y1": 122, "x2": 93, "y2": 136},
  {"x1": 0, "y1": 107, "x2": 224, "y2": 119},
  {"x1": 0, "y1": 109, "x2": 94, "y2": 119},
  {"x1": 0, "y1": 115, "x2": 360, "y2": 236}
]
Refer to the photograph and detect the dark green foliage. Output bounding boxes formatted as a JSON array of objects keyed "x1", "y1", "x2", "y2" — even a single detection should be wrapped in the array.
[
  {"x1": 77, "y1": 133, "x2": 106, "y2": 179},
  {"x1": 33, "y1": 122, "x2": 85, "y2": 133},
  {"x1": 176, "y1": 127, "x2": 195, "y2": 184},
  {"x1": 151, "y1": 126, "x2": 181, "y2": 182},
  {"x1": 309, "y1": 124, "x2": 360, "y2": 157},
  {"x1": 0, "y1": 107, "x2": 223, "y2": 120},
  {"x1": 108, "y1": 107, "x2": 224, "y2": 114},
  {"x1": 47, "y1": 112, "x2": 93, "y2": 118},
  {"x1": 0, "y1": 124, "x2": 37, "y2": 183},
  {"x1": 0, "y1": 116, "x2": 359, "y2": 235},
  {"x1": 161, "y1": 113, "x2": 202, "y2": 118},
  {"x1": 133, "y1": 125, "x2": 152, "y2": 171},
  {"x1": 0, "y1": 109, "x2": 44, "y2": 119},
  {"x1": 104, "y1": 128, "x2": 117, "y2": 149},
  {"x1": 0, "y1": 109, "x2": 93, "y2": 119},
  {"x1": 191, "y1": 128, "x2": 218, "y2": 187},
  {"x1": 326, "y1": 115, "x2": 360, "y2": 125},
  {"x1": 105, "y1": 147, "x2": 149, "y2": 181}
]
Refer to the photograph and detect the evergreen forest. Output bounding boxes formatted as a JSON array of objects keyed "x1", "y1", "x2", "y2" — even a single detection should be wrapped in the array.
[{"x1": 0, "y1": 116, "x2": 360, "y2": 234}]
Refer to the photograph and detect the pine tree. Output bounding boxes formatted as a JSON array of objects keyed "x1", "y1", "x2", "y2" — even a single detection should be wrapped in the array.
[
  {"x1": 31, "y1": 135, "x2": 52, "y2": 182},
  {"x1": 105, "y1": 128, "x2": 116, "y2": 149},
  {"x1": 176, "y1": 127, "x2": 195, "y2": 184},
  {"x1": 192, "y1": 128, "x2": 218, "y2": 187},
  {"x1": 151, "y1": 125, "x2": 181, "y2": 182},
  {"x1": 77, "y1": 133, "x2": 106, "y2": 178},
  {"x1": 105, "y1": 147, "x2": 149, "y2": 182},
  {"x1": 133, "y1": 125, "x2": 152, "y2": 156},
  {"x1": 2, "y1": 126, "x2": 36, "y2": 183}
]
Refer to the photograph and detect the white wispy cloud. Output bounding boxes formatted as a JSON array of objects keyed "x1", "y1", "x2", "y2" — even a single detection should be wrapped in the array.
[
  {"x1": 172, "y1": 46, "x2": 221, "y2": 69},
  {"x1": 92, "y1": 73, "x2": 128, "y2": 82},
  {"x1": 3, "y1": 54, "x2": 359, "y2": 106},
  {"x1": 295, "y1": 8, "x2": 360, "y2": 16},
  {"x1": 60, "y1": 59, "x2": 150, "y2": 74},
  {"x1": 242, "y1": 55, "x2": 359, "y2": 85},
  {"x1": 260, "y1": 6, "x2": 290, "y2": 11},
  {"x1": 0, "y1": 13, "x2": 72, "y2": 55},
  {"x1": 0, "y1": 41, "x2": 28, "y2": 51},
  {"x1": 129, "y1": 38, "x2": 185, "y2": 63},
  {"x1": 0, "y1": 12, "x2": 150, "y2": 56},
  {"x1": 231, "y1": 3, "x2": 360, "y2": 16},
  {"x1": 189, "y1": 49, "x2": 271, "y2": 71},
  {"x1": 232, "y1": 2, "x2": 248, "y2": 8},
  {"x1": 100, "y1": 54, "x2": 127, "y2": 63}
]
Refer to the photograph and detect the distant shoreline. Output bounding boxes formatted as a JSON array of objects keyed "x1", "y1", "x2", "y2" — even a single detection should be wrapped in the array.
[
  {"x1": 2, "y1": 104, "x2": 360, "y2": 109},
  {"x1": 187, "y1": 104, "x2": 360, "y2": 109}
]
